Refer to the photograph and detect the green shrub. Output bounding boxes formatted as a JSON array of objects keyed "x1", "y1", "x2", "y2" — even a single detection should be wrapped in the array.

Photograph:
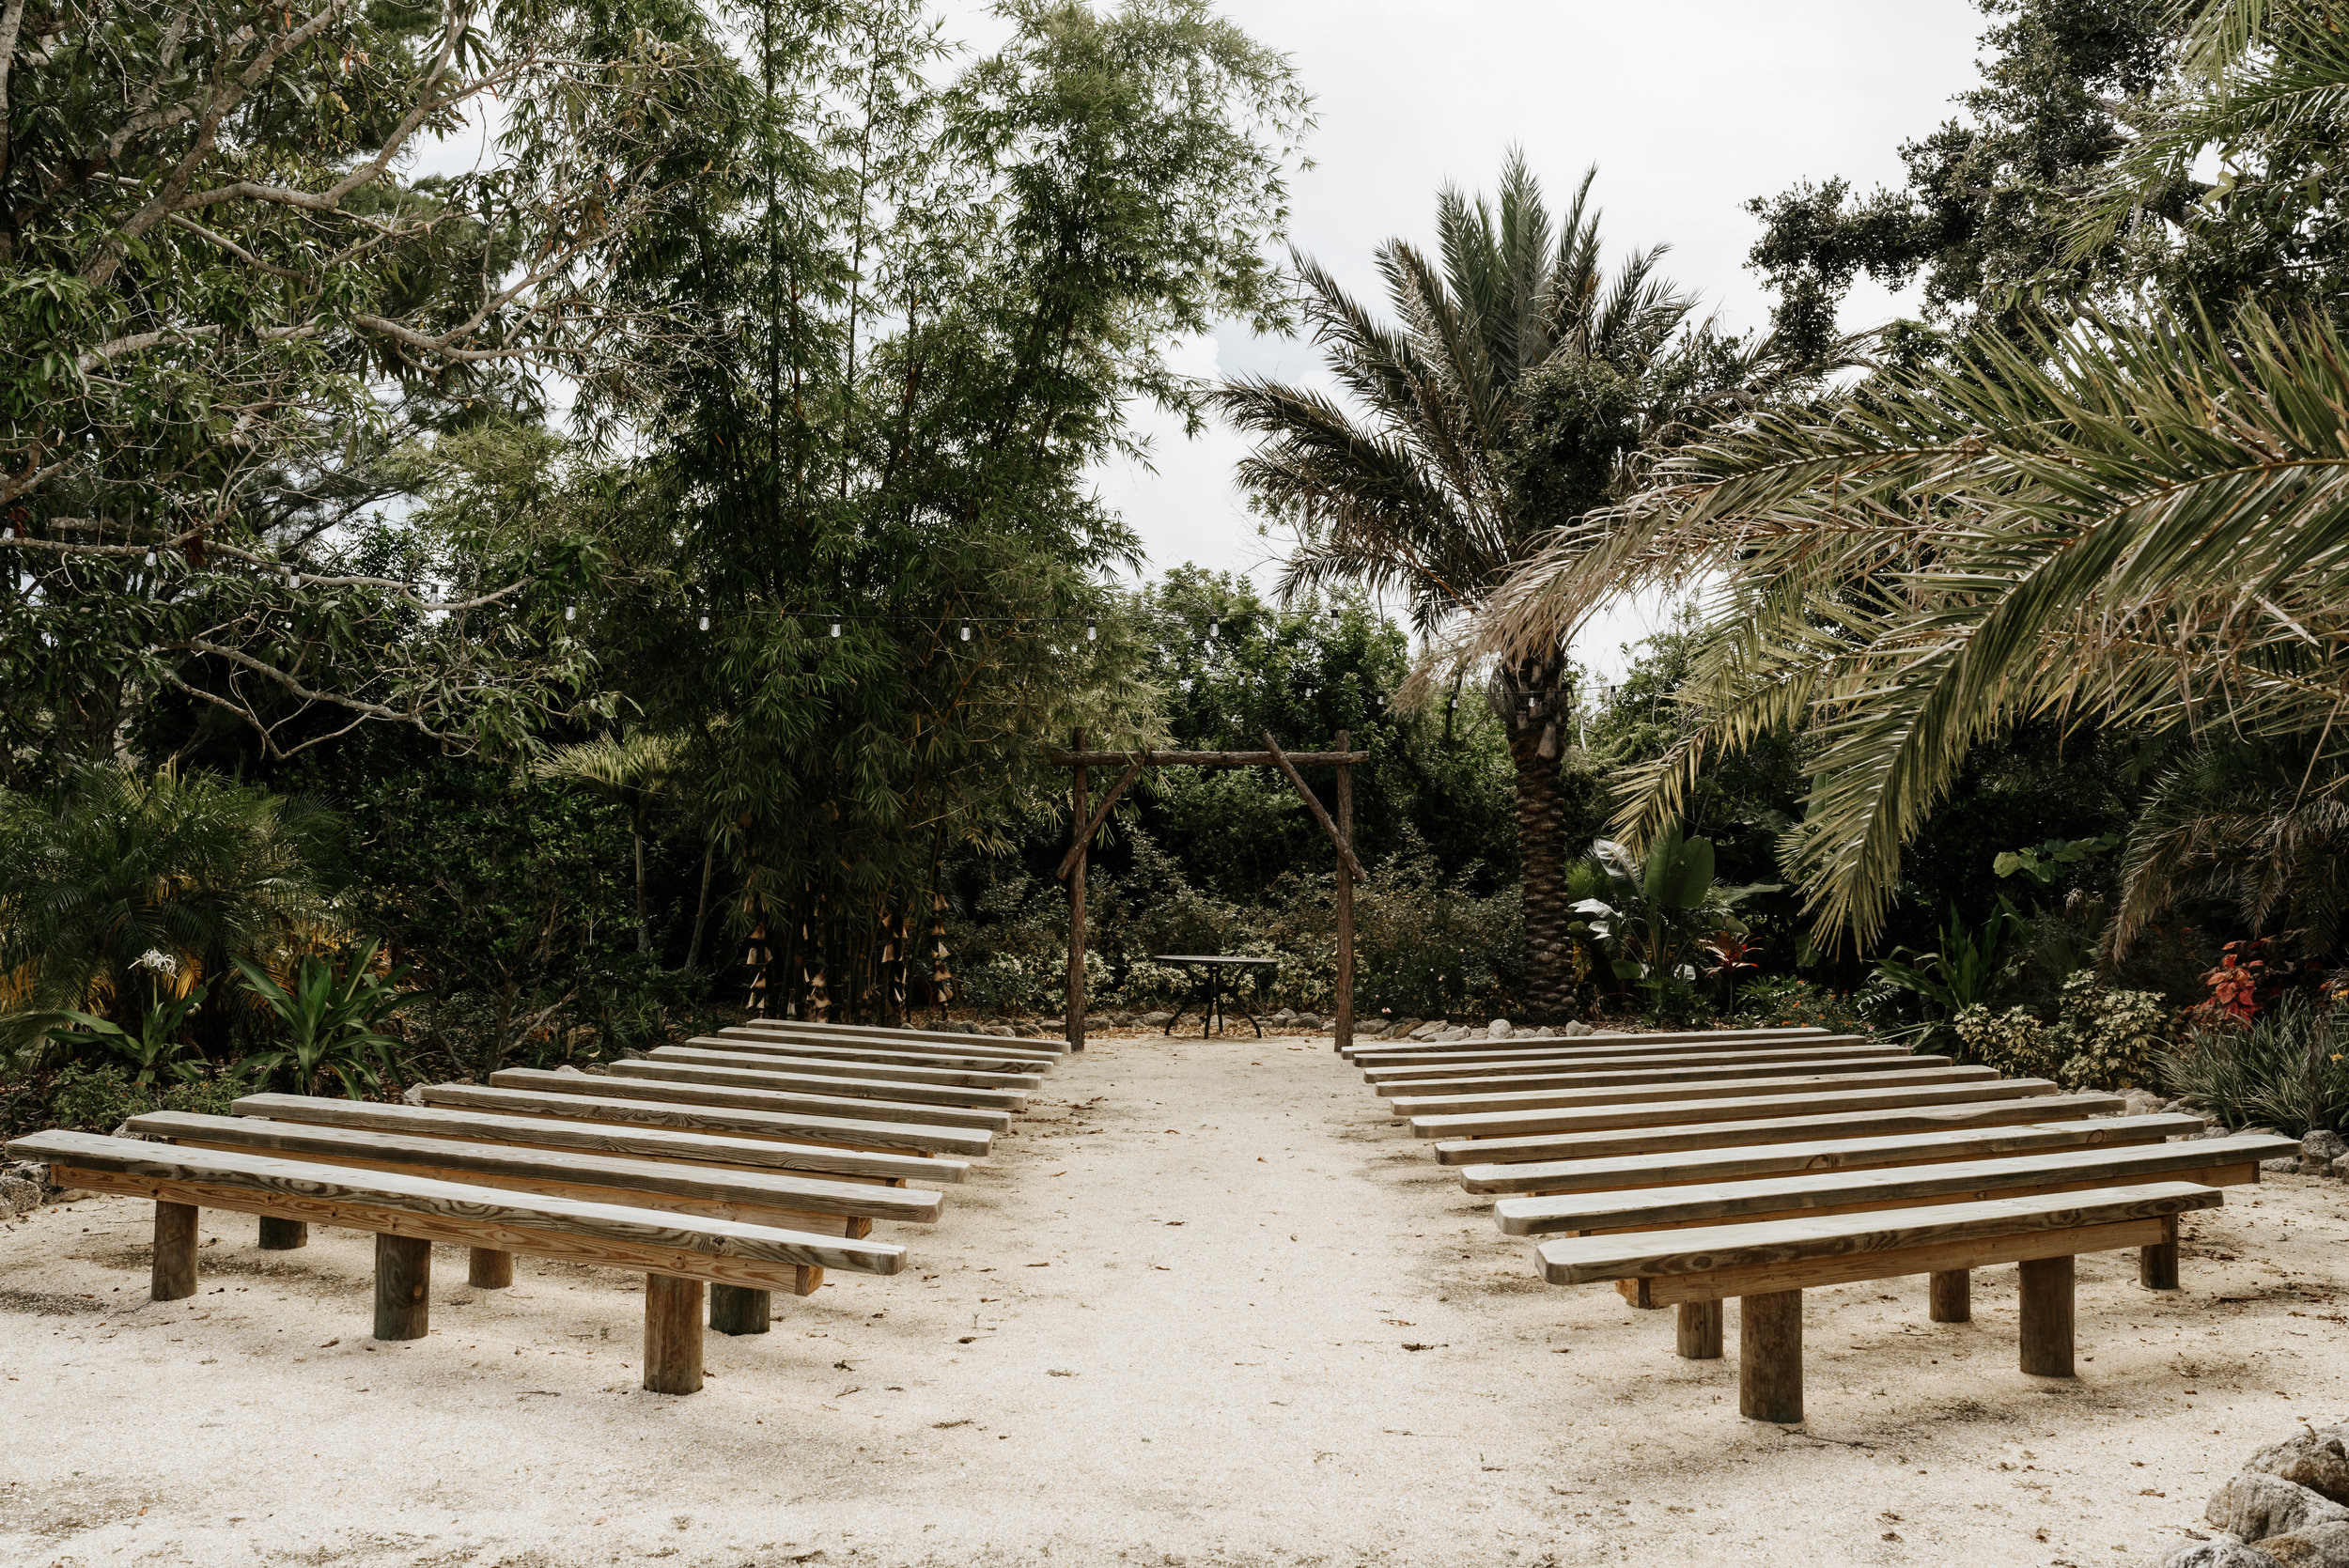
[
  {"x1": 1736, "y1": 977, "x2": 1874, "y2": 1037},
  {"x1": 2155, "y1": 993, "x2": 2349, "y2": 1136},
  {"x1": 39, "y1": 1066, "x2": 246, "y2": 1133},
  {"x1": 1953, "y1": 970, "x2": 2166, "y2": 1089}
]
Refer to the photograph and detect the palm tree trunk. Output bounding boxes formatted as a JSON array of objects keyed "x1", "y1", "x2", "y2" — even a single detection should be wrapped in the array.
[
  {"x1": 631, "y1": 800, "x2": 650, "y2": 955},
  {"x1": 1498, "y1": 658, "x2": 1576, "y2": 1022}
]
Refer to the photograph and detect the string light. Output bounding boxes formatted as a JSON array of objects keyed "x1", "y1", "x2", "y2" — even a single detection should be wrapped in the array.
[
  {"x1": 1206, "y1": 615, "x2": 1219, "y2": 642},
  {"x1": 143, "y1": 550, "x2": 157, "y2": 567},
  {"x1": 698, "y1": 612, "x2": 709, "y2": 632},
  {"x1": 1085, "y1": 616, "x2": 1097, "y2": 642},
  {"x1": 959, "y1": 619, "x2": 972, "y2": 642},
  {"x1": 830, "y1": 617, "x2": 842, "y2": 638},
  {"x1": 1, "y1": 524, "x2": 12, "y2": 542},
  {"x1": 565, "y1": 601, "x2": 577, "y2": 623}
]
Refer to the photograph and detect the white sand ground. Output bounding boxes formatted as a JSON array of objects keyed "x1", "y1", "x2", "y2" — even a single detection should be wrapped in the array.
[{"x1": 2, "y1": 1029, "x2": 2346, "y2": 1568}]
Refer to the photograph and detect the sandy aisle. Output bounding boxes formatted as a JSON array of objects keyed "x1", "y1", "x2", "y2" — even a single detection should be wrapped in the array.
[{"x1": 3, "y1": 1029, "x2": 2346, "y2": 1567}]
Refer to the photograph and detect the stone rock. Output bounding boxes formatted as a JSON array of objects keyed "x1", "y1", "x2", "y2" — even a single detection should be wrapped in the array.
[
  {"x1": 1269, "y1": 1008, "x2": 1297, "y2": 1023},
  {"x1": 2124, "y1": 1088, "x2": 2167, "y2": 1117},
  {"x1": 2209, "y1": 1472, "x2": 2349, "y2": 1543},
  {"x1": 4, "y1": 1161, "x2": 50, "y2": 1196},
  {"x1": 1562, "y1": 1020, "x2": 1595, "y2": 1037},
  {"x1": 2301, "y1": 1130, "x2": 2347, "y2": 1175},
  {"x1": 1142, "y1": 1011, "x2": 1174, "y2": 1026},
  {"x1": 0, "y1": 1175, "x2": 39, "y2": 1217},
  {"x1": 2262, "y1": 1522, "x2": 2349, "y2": 1568},
  {"x1": 2335, "y1": 1152, "x2": 2349, "y2": 1180},
  {"x1": 2166, "y1": 1538, "x2": 2287, "y2": 1568},
  {"x1": 402, "y1": 1083, "x2": 428, "y2": 1106},
  {"x1": 1409, "y1": 1022, "x2": 1444, "y2": 1041},
  {"x1": 1487, "y1": 1018, "x2": 1514, "y2": 1039},
  {"x1": 555, "y1": 1063, "x2": 585, "y2": 1075},
  {"x1": 2166, "y1": 1098, "x2": 2191, "y2": 1113},
  {"x1": 2248, "y1": 1429, "x2": 2349, "y2": 1507},
  {"x1": 107, "y1": 1121, "x2": 156, "y2": 1141},
  {"x1": 2263, "y1": 1157, "x2": 2304, "y2": 1173},
  {"x1": 1294, "y1": 1013, "x2": 1321, "y2": 1030},
  {"x1": 1014, "y1": 1023, "x2": 1044, "y2": 1037},
  {"x1": 1387, "y1": 1017, "x2": 1422, "y2": 1038}
]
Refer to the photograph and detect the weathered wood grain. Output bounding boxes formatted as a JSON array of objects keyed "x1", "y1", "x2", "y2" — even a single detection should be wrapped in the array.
[
  {"x1": 1435, "y1": 1093, "x2": 2126, "y2": 1166},
  {"x1": 375, "y1": 1234, "x2": 430, "y2": 1340},
  {"x1": 1415, "y1": 1078, "x2": 2054, "y2": 1142},
  {"x1": 152, "y1": 1201, "x2": 197, "y2": 1300},
  {"x1": 643, "y1": 1274, "x2": 705, "y2": 1394},
  {"x1": 2018, "y1": 1255, "x2": 2074, "y2": 1376},
  {"x1": 1928, "y1": 1268, "x2": 1968, "y2": 1323},
  {"x1": 701, "y1": 1032, "x2": 1058, "y2": 1070},
  {"x1": 1389, "y1": 1064, "x2": 1991, "y2": 1117},
  {"x1": 1345, "y1": 1027, "x2": 1839, "y2": 1063},
  {"x1": 2141, "y1": 1219, "x2": 2182, "y2": 1290},
  {"x1": 709, "y1": 1282, "x2": 770, "y2": 1335},
  {"x1": 231, "y1": 1093, "x2": 969, "y2": 1184},
  {"x1": 1677, "y1": 1299, "x2": 1723, "y2": 1359},
  {"x1": 462, "y1": 1075, "x2": 993, "y2": 1156},
  {"x1": 1540, "y1": 1181, "x2": 2219, "y2": 1290},
  {"x1": 654, "y1": 1045, "x2": 1042, "y2": 1091},
  {"x1": 601, "y1": 1063, "x2": 1018, "y2": 1126},
  {"x1": 130, "y1": 1110, "x2": 945, "y2": 1226},
  {"x1": 1739, "y1": 1291, "x2": 1802, "y2": 1421},
  {"x1": 725, "y1": 1019, "x2": 1066, "y2": 1056},
  {"x1": 468, "y1": 1247, "x2": 514, "y2": 1289},
  {"x1": 257, "y1": 1216, "x2": 307, "y2": 1250},
  {"x1": 1455, "y1": 1111, "x2": 2199, "y2": 1194},
  {"x1": 9, "y1": 1131, "x2": 910, "y2": 1284},
  {"x1": 1492, "y1": 1136, "x2": 2289, "y2": 1235}
]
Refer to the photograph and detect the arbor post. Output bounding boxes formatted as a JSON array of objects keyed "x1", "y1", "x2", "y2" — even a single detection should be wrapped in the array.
[
  {"x1": 1333, "y1": 729, "x2": 1355, "y2": 1054},
  {"x1": 1066, "y1": 727, "x2": 1087, "y2": 1052}
]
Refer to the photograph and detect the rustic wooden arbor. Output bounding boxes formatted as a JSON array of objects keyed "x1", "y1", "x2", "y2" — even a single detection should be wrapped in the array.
[{"x1": 1049, "y1": 729, "x2": 1369, "y2": 1052}]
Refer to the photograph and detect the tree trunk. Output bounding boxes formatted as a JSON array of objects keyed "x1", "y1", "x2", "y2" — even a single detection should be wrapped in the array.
[
  {"x1": 683, "y1": 838, "x2": 716, "y2": 973},
  {"x1": 1494, "y1": 657, "x2": 1576, "y2": 1023},
  {"x1": 631, "y1": 801, "x2": 650, "y2": 955}
]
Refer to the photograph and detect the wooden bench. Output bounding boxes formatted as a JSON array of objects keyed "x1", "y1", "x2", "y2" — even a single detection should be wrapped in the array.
[
  {"x1": 726, "y1": 1018, "x2": 1066, "y2": 1054},
  {"x1": 126, "y1": 1109, "x2": 943, "y2": 1309},
  {"x1": 1408, "y1": 1072, "x2": 2041, "y2": 1140},
  {"x1": 1534, "y1": 1181, "x2": 2223, "y2": 1421},
  {"x1": 1430, "y1": 1091, "x2": 2122, "y2": 1165},
  {"x1": 1347, "y1": 1033, "x2": 1869, "y2": 1068},
  {"x1": 425, "y1": 1079, "x2": 995, "y2": 1159},
  {"x1": 606, "y1": 1061, "x2": 1010, "y2": 1122},
  {"x1": 1361, "y1": 1043, "x2": 1915, "y2": 1085},
  {"x1": 515, "y1": 1066, "x2": 1010, "y2": 1134},
  {"x1": 1344, "y1": 1025, "x2": 1837, "y2": 1063},
  {"x1": 649, "y1": 1045, "x2": 1042, "y2": 1094},
  {"x1": 229, "y1": 1093, "x2": 969, "y2": 1185},
  {"x1": 689, "y1": 1033, "x2": 1059, "y2": 1073},
  {"x1": 6, "y1": 1129, "x2": 906, "y2": 1395},
  {"x1": 1456, "y1": 1111, "x2": 2203, "y2": 1196},
  {"x1": 1374, "y1": 1055, "x2": 1957, "y2": 1102}
]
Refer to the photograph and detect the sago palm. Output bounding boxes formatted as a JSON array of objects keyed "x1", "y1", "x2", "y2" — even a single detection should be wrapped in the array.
[{"x1": 1213, "y1": 153, "x2": 1777, "y2": 1017}]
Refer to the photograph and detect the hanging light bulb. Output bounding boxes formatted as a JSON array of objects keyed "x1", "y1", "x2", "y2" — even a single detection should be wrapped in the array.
[
  {"x1": 698, "y1": 611, "x2": 709, "y2": 632},
  {"x1": 2, "y1": 524, "x2": 13, "y2": 542},
  {"x1": 143, "y1": 549, "x2": 157, "y2": 567},
  {"x1": 959, "y1": 619, "x2": 972, "y2": 642},
  {"x1": 288, "y1": 570, "x2": 301, "y2": 589},
  {"x1": 1085, "y1": 616, "x2": 1097, "y2": 642},
  {"x1": 565, "y1": 600, "x2": 577, "y2": 623},
  {"x1": 830, "y1": 616, "x2": 842, "y2": 638},
  {"x1": 1206, "y1": 615, "x2": 1219, "y2": 642}
]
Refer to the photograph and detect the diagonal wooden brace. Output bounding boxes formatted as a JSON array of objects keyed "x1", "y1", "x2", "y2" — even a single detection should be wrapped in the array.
[
  {"x1": 1262, "y1": 732, "x2": 1369, "y2": 884},
  {"x1": 1055, "y1": 755, "x2": 1150, "y2": 881}
]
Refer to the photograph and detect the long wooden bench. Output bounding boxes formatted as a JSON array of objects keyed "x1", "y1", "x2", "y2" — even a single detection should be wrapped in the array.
[
  {"x1": 424, "y1": 1080, "x2": 995, "y2": 1159},
  {"x1": 231, "y1": 1093, "x2": 970, "y2": 1185},
  {"x1": 1348, "y1": 1035, "x2": 1872, "y2": 1070},
  {"x1": 725, "y1": 1018, "x2": 1066, "y2": 1054},
  {"x1": 607, "y1": 1059, "x2": 1024, "y2": 1117},
  {"x1": 1361, "y1": 1043, "x2": 1913, "y2": 1085},
  {"x1": 1377, "y1": 1056, "x2": 1961, "y2": 1105},
  {"x1": 1409, "y1": 1074, "x2": 2046, "y2": 1141},
  {"x1": 1534, "y1": 1181, "x2": 2223, "y2": 1421},
  {"x1": 1456, "y1": 1111, "x2": 2202, "y2": 1196},
  {"x1": 648, "y1": 1047, "x2": 1043, "y2": 1098},
  {"x1": 128, "y1": 1109, "x2": 941, "y2": 1311},
  {"x1": 1431, "y1": 1091, "x2": 2122, "y2": 1165},
  {"x1": 689, "y1": 1033, "x2": 1058, "y2": 1073},
  {"x1": 1344, "y1": 1026, "x2": 1837, "y2": 1063},
  {"x1": 6, "y1": 1129, "x2": 906, "y2": 1395},
  {"x1": 500, "y1": 1067, "x2": 1010, "y2": 1135}
]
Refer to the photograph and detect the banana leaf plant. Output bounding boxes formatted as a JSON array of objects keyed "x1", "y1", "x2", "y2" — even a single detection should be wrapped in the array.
[
  {"x1": 1571, "y1": 824, "x2": 1773, "y2": 1010},
  {"x1": 40, "y1": 982, "x2": 212, "y2": 1086},
  {"x1": 1871, "y1": 900, "x2": 2022, "y2": 1048},
  {"x1": 234, "y1": 941, "x2": 410, "y2": 1098}
]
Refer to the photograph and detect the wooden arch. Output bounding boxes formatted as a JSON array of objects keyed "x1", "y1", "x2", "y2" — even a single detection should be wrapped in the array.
[{"x1": 1048, "y1": 727, "x2": 1367, "y2": 1052}]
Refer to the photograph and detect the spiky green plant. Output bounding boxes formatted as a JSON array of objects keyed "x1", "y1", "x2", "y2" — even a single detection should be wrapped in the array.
[{"x1": 234, "y1": 941, "x2": 409, "y2": 1098}]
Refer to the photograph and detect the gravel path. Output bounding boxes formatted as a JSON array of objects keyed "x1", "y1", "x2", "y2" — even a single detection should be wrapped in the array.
[{"x1": 3, "y1": 1029, "x2": 2345, "y2": 1566}]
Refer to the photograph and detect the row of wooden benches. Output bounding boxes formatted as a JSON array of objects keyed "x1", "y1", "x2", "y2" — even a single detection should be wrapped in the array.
[
  {"x1": 9, "y1": 1017, "x2": 1068, "y2": 1394},
  {"x1": 1333, "y1": 1023, "x2": 2292, "y2": 1421}
]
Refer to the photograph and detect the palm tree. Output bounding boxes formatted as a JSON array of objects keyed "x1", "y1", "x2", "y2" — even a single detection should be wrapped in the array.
[
  {"x1": 535, "y1": 731, "x2": 692, "y2": 956},
  {"x1": 1213, "y1": 153, "x2": 1776, "y2": 1018}
]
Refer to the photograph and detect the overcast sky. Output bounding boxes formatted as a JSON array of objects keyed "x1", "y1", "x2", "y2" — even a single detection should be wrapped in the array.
[{"x1": 968, "y1": 0, "x2": 1994, "y2": 674}]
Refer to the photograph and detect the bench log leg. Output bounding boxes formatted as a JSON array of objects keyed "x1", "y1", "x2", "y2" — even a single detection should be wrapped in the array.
[
  {"x1": 258, "y1": 1217, "x2": 308, "y2": 1250},
  {"x1": 2139, "y1": 1219, "x2": 2180, "y2": 1291},
  {"x1": 709, "y1": 1285, "x2": 770, "y2": 1336},
  {"x1": 1676, "y1": 1299, "x2": 1723, "y2": 1359},
  {"x1": 1738, "y1": 1290, "x2": 1802, "y2": 1422},
  {"x1": 793, "y1": 1265, "x2": 824, "y2": 1296},
  {"x1": 152, "y1": 1202, "x2": 199, "y2": 1302},
  {"x1": 2018, "y1": 1255, "x2": 2075, "y2": 1377},
  {"x1": 374, "y1": 1234, "x2": 431, "y2": 1341},
  {"x1": 644, "y1": 1274, "x2": 706, "y2": 1394},
  {"x1": 467, "y1": 1248, "x2": 514, "y2": 1290},
  {"x1": 1928, "y1": 1268, "x2": 1970, "y2": 1323}
]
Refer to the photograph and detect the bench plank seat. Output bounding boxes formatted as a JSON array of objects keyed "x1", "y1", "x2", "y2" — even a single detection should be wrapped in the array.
[
  {"x1": 687, "y1": 1034, "x2": 1054, "y2": 1074},
  {"x1": 1497, "y1": 1134, "x2": 2295, "y2": 1235},
  {"x1": 227, "y1": 1093, "x2": 969, "y2": 1185},
  {"x1": 1362, "y1": 1044, "x2": 1913, "y2": 1085},
  {"x1": 1535, "y1": 1180, "x2": 2220, "y2": 1303},
  {"x1": 127, "y1": 1110, "x2": 948, "y2": 1228},
  {"x1": 1345, "y1": 1027, "x2": 1841, "y2": 1063},
  {"x1": 1411, "y1": 1076, "x2": 2051, "y2": 1141},
  {"x1": 1377, "y1": 1057, "x2": 1961, "y2": 1104},
  {"x1": 1432, "y1": 1091, "x2": 2122, "y2": 1165},
  {"x1": 651, "y1": 1045, "x2": 1042, "y2": 1092},
  {"x1": 428, "y1": 1081, "x2": 994, "y2": 1158},
  {"x1": 552, "y1": 1066, "x2": 1012, "y2": 1131},
  {"x1": 6, "y1": 1130, "x2": 905, "y2": 1288},
  {"x1": 1348, "y1": 1035, "x2": 1868, "y2": 1068},
  {"x1": 1457, "y1": 1112, "x2": 2205, "y2": 1195},
  {"x1": 726, "y1": 1019, "x2": 1066, "y2": 1055},
  {"x1": 607, "y1": 1060, "x2": 1023, "y2": 1118}
]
